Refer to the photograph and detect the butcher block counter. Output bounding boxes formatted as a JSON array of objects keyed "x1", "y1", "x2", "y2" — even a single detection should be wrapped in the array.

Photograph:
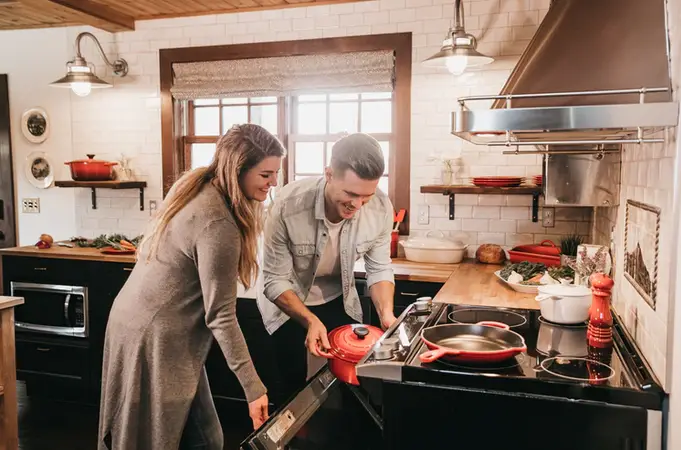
[
  {"x1": 1, "y1": 245, "x2": 538, "y2": 310},
  {"x1": 0, "y1": 296, "x2": 23, "y2": 450},
  {"x1": 356, "y1": 258, "x2": 539, "y2": 310}
]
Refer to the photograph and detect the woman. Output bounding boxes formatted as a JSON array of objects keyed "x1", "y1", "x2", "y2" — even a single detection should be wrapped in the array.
[{"x1": 98, "y1": 124, "x2": 286, "y2": 450}]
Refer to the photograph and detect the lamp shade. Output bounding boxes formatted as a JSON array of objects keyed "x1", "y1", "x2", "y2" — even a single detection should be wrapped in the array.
[
  {"x1": 51, "y1": 61, "x2": 112, "y2": 97},
  {"x1": 422, "y1": 30, "x2": 494, "y2": 75}
]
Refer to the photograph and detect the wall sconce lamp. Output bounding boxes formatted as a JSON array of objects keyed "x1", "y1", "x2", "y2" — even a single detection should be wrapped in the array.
[
  {"x1": 422, "y1": 0, "x2": 494, "y2": 75},
  {"x1": 50, "y1": 32, "x2": 128, "y2": 97}
]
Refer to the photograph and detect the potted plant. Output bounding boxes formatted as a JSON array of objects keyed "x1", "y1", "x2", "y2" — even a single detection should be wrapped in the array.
[
  {"x1": 559, "y1": 234, "x2": 584, "y2": 266},
  {"x1": 566, "y1": 246, "x2": 608, "y2": 287}
]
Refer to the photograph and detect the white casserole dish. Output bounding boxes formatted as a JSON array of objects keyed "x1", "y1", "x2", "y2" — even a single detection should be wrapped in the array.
[
  {"x1": 400, "y1": 231, "x2": 467, "y2": 264},
  {"x1": 535, "y1": 284, "x2": 592, "y2": 324}
]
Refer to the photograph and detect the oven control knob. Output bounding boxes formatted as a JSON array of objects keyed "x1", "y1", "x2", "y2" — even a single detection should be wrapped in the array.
[
  {"x1": 374, "y1": 346, "x2": 396, "y2": 360},
  {"x1": 382, "y1": 337, "x2": 400, "y2": 350},
  {"x1": 413, "y1": 297, "x2": 433, "y2": 312}
]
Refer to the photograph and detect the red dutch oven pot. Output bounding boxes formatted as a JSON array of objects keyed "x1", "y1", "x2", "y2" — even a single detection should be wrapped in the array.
[
  {"x1": 321, "y1": 324, "x2": 383, "y2": 385},
  {"x1": 65, "y1": 154, "x2": 118, "y2": 181}
]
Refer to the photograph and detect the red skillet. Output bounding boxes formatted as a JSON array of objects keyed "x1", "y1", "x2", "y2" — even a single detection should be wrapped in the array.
[{"x1": 420, "y1": 321, "x2": 527, "y2": 364}]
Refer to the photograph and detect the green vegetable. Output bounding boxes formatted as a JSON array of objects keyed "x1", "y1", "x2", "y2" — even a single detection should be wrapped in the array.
[
  {"x1": 548, "y1": 265, "x2": 575, "y2": 281},
  {"x1": 70, "y1": 234, "x2": 142, "y2": 249},
  {"x1": 560, "y1": 234, "x2": 584, "y2": 257},
  {"x1": 499, "y1": 261, "x2": 547, "y2": 281}
]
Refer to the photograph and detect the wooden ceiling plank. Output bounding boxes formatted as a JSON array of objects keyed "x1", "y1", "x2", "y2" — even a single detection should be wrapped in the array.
[{"x1": 48, "y1": 0, "x2": 135, "y2": 30}]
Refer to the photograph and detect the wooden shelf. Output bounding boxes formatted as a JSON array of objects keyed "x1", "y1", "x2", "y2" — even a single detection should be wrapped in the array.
[
  {"x1": 420, "y1": 185, "x2": 543, "y2": 222},
  {"x1": 55, "y1": 180, "x2": 148, "y2": 211},
  {"x1": 420, "y1": 185, "x2": 542, "y2": 195}
]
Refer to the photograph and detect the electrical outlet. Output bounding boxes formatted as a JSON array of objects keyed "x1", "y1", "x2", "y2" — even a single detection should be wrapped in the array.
[
  {"x1": 542, "y1": 207, "x2": 555, "y2": 227},
  {"x1": 417, "y1": 205, "x2": 429, "y2": 225},
  {"x1": 22, "y1": 198, "x2": 40, "y2": 214},
  {"x1": 149, "y1": 200, "x2": 158, "y2": 215}
]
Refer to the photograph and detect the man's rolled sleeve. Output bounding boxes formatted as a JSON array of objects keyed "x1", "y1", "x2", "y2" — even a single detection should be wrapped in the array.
[
  {"x1": 262, "y1": 205, "x2": 296, "y2": 301},
  {"x1": 364, "y1": 199, "x2": 395, "y2": 288}
]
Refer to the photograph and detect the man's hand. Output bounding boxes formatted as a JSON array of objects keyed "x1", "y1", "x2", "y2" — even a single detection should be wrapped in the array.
[
  {"x1": 380, "y1": 313, "x2": 397, "y2": 330},
  {"x1": 305, "y1": 316, "x2": 332, "y2": 357},
  {"x1": 248, "y1": 394, "x2": 269, "y2": 430}
]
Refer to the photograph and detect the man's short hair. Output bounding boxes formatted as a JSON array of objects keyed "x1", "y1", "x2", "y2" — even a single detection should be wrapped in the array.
[{"x1": 330, "y1": 133, "x2": 385, "y2": 180}]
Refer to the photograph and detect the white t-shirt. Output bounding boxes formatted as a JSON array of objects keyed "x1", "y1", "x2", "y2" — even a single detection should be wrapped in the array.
[{"x1": 305, "y1": 217, "x2": 345, "y2": 306}]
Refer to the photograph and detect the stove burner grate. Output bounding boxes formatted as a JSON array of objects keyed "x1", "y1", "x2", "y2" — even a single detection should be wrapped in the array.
[
  {"x1": 449, "y1": 307, "x2": 528, "y2": 328},
  {"x1": 540, "y1": 356, "x2": 615, "y2": 384}
]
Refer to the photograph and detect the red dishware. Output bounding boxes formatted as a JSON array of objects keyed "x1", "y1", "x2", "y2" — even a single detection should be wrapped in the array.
[
  {"x1": 320, "y1": 324, "x2": 383, "y2": 385},
  {"x1": 508, "y1": 240, "x2": 562, "y2": 266},
  {"x1": 419, "y1": 321, "x2": 527, "y2": 364},
  {"x1": 587, "y1": 273, "x2": 615, "y2": 348},
  {"x1": 65, "y1": 154, "x2": 118, "y2": 181}
]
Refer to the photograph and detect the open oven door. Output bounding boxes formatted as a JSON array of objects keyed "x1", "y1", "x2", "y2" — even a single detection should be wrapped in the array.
[{"x1": 240, "y1": 367, "x2": 383, "y2": 450}]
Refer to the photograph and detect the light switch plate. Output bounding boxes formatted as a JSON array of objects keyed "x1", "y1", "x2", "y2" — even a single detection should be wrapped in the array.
[
  {"x1": 542, "y1": 207, "x2": 555, "y2": 227},
  {"x1": 22, "y1": 198, "x2": 40, "y2": 214},
  {"x1": 417, "y1": 205, "x2": 429, "y2": 225}
]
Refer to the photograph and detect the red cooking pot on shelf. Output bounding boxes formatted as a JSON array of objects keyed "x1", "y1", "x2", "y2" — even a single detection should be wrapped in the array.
[
  {"x1": 321, "y1": 323, "x2": 383, "y2": 385},
  {"x1": 65, "y1": 154, "x2": 118, "y2": 181}
]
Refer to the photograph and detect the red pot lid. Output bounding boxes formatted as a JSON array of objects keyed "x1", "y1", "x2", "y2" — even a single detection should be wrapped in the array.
[
  {"x1": 65, "y1": 154, "x2": 117, "y2": 165},
  {"x1": 328, "y1": 324, "x2": 383, "y2": 363}
]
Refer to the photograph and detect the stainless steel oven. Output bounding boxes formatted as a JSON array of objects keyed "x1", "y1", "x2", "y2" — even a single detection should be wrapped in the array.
[{"x1": 10, "y1": 281, "x2": 88, "y2": 338}]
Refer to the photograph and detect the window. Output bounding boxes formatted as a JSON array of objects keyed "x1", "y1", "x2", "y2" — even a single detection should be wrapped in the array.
[
  {"x1": 184, "y1": 92, "x2": 393, "y2": 197},
  {"x1": 290, "y1": 92, "x2": 392, "y2": 195},
  {"x1": 161, "y1": 33, "x2": 412, "y2": 233},
  {"x1": 185, "y1": 96, "x2": 281, "y2": 170}
]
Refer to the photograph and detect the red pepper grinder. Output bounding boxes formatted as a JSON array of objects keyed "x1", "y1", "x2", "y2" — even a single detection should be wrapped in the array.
[{"x1": 587, "y1": 273, "x2": 615, "y2": 348}]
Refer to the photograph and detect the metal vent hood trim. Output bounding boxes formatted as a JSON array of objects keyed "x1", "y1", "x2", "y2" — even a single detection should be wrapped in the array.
[{"x1": 451, "y1": 0, "x2": 679, "y2": 147}]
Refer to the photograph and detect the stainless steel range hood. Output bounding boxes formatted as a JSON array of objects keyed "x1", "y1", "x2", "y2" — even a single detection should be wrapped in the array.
[{"x1": 451, "y1": 0, "x2": 679, "y2": 147}]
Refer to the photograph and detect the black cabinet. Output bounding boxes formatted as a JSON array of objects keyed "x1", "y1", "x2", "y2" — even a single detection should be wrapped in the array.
[
  {"x1": 205, "y1": 299, "x2": 279, "y2": 406},
  {"x1": 357, "y1": 278, "x2": 443, "y2": 327}
]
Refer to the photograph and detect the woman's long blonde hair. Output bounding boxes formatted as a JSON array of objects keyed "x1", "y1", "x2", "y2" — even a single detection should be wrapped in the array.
[{"x1": 140, "y1": 123, "x2": 286, "y2": 289}]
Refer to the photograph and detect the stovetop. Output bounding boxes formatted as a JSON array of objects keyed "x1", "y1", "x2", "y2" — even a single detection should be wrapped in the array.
[{"x1": 356, "y1": 301, "x2": 665, "y2": 411}]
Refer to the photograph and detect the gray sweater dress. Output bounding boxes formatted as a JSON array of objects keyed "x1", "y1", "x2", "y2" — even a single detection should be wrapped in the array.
[{"x1": 98, "y1": 183, "x2": 266, "y2": 449}]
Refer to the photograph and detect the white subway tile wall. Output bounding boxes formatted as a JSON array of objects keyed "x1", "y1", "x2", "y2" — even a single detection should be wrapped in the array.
[
  {"x1": 593, "y1": 128, "x2": 678, "y2": 390},
  {"x1": 65, "y1": 0, "x2": 590, "y2": 250}
]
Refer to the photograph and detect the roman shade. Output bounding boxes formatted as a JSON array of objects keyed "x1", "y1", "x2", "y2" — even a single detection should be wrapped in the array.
[{"x1": 170, "y1": 50, "x2": 395, "y2": 100}]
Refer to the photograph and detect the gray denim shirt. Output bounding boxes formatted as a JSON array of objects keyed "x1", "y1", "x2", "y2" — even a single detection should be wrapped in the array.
[{"x1": 259, "y1": 177, "x2": 395, "y2": 334}]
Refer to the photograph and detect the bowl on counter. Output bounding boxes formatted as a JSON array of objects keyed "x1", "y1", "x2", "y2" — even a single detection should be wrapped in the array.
[
  {"x1": 535, "y1": 284, "x2": 592, "y2": 324},
  {"x1": 400, "y1": 231, "x2": 467, "y2": 264},
  {"x1": 493, "y1": 270, "x2": 541, "y2": 294}
]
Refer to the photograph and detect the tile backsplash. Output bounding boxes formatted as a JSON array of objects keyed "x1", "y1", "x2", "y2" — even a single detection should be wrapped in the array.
[{"x1": 593, "y1": 129, "x2": 677, "y2": 390}]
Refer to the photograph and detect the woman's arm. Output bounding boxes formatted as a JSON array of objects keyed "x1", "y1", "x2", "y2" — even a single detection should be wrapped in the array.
[{"x1": 195, "y1": 218, "x2": 267, "y2": 403}]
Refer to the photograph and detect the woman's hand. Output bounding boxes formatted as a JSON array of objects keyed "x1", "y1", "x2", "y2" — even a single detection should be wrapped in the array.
[{"x1": 248, "y1": 394, "x2": 269, "y2": 430}]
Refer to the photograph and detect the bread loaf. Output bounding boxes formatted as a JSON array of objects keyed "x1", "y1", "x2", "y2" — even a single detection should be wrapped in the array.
[{"x1": 476, "y1": 244, "x2": 507, "y2": 264}]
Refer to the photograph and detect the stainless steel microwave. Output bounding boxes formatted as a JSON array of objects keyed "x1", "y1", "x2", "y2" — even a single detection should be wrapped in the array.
[{"x1": 10, "y1": 282, "x2": 88, "y2": 338}]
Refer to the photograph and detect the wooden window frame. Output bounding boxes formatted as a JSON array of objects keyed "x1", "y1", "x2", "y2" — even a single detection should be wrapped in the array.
[{"x1": 160, "y1": 33, "x2": 412, "y2": 234}]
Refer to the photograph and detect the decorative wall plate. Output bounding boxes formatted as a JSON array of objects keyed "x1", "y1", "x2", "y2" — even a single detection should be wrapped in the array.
[
  {"x1": 24, "y1": 151, "x2": 54, "y2": 189},
  {"x1": 21, "y1": 107, "x2": 49, "y2": 144}
]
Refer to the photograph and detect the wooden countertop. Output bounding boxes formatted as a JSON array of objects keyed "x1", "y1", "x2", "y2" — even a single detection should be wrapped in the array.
[
  {"x1": 354, "y1": 259, "x2": 456, "y2": 283},
  {"x1": 0, "y1": 244, "x2": 136, "y2": 263},
  {"x1": 1, "y1": 247, "x2": 538, "y2": 310},
  {"x1": 0, "y1": 297, "x2": 23, "y2": 310},
  {"x1": 356, "y1": 258, "x2": 539, "y2": 310}
]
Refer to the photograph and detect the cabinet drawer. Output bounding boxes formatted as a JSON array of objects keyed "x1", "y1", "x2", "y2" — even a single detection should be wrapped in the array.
[
  {"x1": 394, "y1": 280, "x2": 443, "y2": 308},
  {"x1": 16, "y1": 339, "x2": 89, "y2": 381},
  {"x1": 3, "y1": 256, "x2": 90, "y2": 286}
]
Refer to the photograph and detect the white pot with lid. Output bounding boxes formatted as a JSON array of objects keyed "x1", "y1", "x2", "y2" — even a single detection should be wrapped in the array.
[
  {"x1": 535, "y1": 284, "x2": 592, "y2": 324},
  {"x1": 400, "y1": 230, "x2": 468, "y2": 264}
]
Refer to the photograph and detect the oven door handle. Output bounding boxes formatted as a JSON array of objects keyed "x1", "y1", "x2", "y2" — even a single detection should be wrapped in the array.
[{"x1": 64, "y1": 294, "x2": 71, "y2": 325}]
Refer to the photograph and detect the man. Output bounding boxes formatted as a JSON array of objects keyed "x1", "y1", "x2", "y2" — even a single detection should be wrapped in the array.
[{"x1": 260, "y1": 133, "x2": 396, "y2": 403}]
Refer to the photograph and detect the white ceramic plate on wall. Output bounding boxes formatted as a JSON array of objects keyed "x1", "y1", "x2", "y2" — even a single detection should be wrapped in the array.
[{"x1": 24, "y1": 151, "x2": 54, "y2": 189}]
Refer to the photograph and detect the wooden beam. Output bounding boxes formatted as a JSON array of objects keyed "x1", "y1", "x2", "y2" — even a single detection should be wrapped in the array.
[{"x1": 18, "y1": 0, "x2": 134, "y2": 31}]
